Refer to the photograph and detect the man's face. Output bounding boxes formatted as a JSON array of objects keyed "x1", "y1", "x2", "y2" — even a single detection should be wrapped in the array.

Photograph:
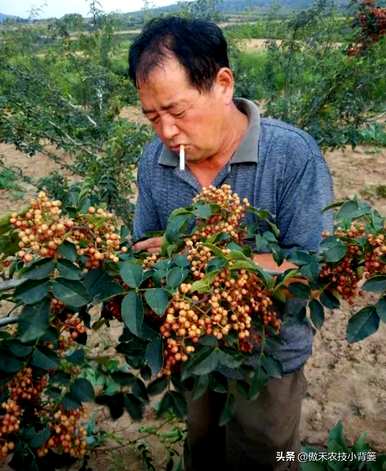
[{"x1": 138, "y1": 55, "x2": 232, "y2": 163}]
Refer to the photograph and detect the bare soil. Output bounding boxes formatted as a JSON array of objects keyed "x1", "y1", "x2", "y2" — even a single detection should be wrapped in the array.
[{"x1": 1, "y1": 130, "x2": 386, "y2": 468}]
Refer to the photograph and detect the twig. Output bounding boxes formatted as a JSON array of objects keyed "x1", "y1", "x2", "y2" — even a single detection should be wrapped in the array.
[{"x1": 0, "y1": 316, "x2": 19, "y2": 327}]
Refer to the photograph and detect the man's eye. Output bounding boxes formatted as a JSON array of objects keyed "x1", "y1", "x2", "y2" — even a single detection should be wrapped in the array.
[{"x1": 173, "y1": 111, "x2": 185, "y2": 118}]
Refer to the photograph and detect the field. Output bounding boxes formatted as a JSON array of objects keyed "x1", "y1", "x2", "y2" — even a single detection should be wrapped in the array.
[{"x1": 0, "y1": 2, "x2": 386, "y2": 470}]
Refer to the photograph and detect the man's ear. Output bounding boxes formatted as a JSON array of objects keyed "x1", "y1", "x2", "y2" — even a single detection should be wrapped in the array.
[{"x1": 214, "y1": 67, "x2": 234, "y2": 104}]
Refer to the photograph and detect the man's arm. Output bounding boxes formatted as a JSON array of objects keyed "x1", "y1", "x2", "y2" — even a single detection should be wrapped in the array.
[
  {"x1": 276, "y1": 135, "x2": 334, "y2": 252},
  {"x1": 133, "y1": 145, "x2": 162, "y2": 242},
  {"x1": 253, "y1": 253, "x2": 296, "y2": 273}
]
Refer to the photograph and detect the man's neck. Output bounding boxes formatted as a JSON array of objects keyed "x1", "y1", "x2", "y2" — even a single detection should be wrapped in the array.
[{"x1": 188, "y1": 104, "x2": 249, "y2": 187}]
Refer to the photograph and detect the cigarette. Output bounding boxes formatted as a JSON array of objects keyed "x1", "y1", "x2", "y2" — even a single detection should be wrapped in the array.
[{"x1": 179, "y1": 145, "x2": 185, "y2": 171}]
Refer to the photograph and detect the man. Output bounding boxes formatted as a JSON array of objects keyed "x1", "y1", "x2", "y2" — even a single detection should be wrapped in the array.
[{"x1": 129, "y1": 16, "x2": 333, "y2": 471}]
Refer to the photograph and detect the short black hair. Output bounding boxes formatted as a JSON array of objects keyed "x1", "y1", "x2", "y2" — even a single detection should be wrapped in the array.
[{"x1": 128, "y1": 16, "x2": 229, "y2": 92}]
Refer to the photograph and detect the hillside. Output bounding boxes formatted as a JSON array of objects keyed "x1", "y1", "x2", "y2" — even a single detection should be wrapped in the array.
[
  {"x1": 0, "y1": 12, "x2": 26, "y2": 23},
  {"x1": 128, "y1": 0, "x2": 351, "y2": 18}
]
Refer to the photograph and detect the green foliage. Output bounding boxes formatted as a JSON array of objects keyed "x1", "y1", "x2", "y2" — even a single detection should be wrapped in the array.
[
  {"x1": 0, "y1": 14, "x2": 149, "y2": 225},
  {"x1": 230, "y1": 1, "x2": 386, "y2": 149},
  {"x1": 0, "y1": 167, "x2": 21, "y2": 192},
  {"x1": 301, "y1": 421, "x2": 386, "y2": 470}
]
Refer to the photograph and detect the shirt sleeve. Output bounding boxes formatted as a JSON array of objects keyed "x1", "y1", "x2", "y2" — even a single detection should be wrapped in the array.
[
  {"x1": 132, "y1": 147, "x2": 162, "y2": 242},
  {"x1": 276, "y1": 136, "x2": 334, "y2": 252}
]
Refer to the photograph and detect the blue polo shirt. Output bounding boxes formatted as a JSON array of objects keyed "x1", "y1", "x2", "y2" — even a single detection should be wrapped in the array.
[{"x1": 133, "y1": 98, "x2": 334, "y2": 373}]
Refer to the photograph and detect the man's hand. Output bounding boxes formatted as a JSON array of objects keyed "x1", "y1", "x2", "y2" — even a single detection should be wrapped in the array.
[
  {"x1": 133, "y1": 237, "x2": 163, "y2": 254},
  {"x1": 253, "y1": 253, "x2": 297, "y2": 273}
]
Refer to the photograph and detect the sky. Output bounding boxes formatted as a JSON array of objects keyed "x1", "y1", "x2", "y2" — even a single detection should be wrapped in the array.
[{"x1": 0, "y1": 0, "x2": 177, "y2": 19}]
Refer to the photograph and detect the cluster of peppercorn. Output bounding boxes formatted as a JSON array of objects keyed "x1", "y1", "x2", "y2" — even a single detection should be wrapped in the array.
[
  {"x1": 160, "y1": 267, "x2": 281, "y2": 375},
  {"x1": 0, "y1": 366, "x2": 87, "y2": 462},
  {"x1": 364, "y1": 233, "x2": 386, "y2": 278},
  {"x1": 36, "y1": 408, "x2": 87, "y2": 459},
  {"x1": 0, "y1": 400, "x2": 21, "y2": 459},
  {"x1": 320, "y1": 222, "x2": 386, "y2": 302},
  {"x1": 154, "y1": 185, "x2": 280, "y2": 375},
  {"x1": 191, "y1": 184, "x2": 250, "y2": 242},
  {"x1": 348, "y1": 0, "x2": 386, "y2": 55},
  {"x1": 0, "y1": 368, "x2": 46, "y2": 460},
  {"x1": 9, "y1": 191, "x2": 127, "y2": 268}
]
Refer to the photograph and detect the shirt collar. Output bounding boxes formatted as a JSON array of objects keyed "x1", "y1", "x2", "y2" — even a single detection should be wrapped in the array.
[{"x1": 158, "y1": 98, "x2": 261, "y2": 167}]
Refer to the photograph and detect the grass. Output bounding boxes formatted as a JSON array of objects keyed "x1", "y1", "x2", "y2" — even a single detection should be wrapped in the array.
[{"x1": 0, "y1": 167, "x2": 22, "y2": 192}]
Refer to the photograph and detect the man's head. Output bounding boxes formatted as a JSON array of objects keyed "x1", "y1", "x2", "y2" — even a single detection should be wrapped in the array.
[
  {"x1": 128, "y1": 16, "x2": 238, "y2": 163},
  {"x1": 128, "y1": 16, "x2": 229, "y2": 92}
]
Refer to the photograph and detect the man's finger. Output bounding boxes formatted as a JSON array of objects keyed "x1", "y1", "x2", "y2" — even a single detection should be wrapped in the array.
[{"x1": 133, "y1": 237, "x2": 163, "y2": 251}]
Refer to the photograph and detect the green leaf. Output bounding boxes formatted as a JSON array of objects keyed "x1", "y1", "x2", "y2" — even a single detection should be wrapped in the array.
[
  {"x1": 362, "y1": 276, "x2": 386, "y2": 293},
  {"x1": 84, "y1": 269, "x2": 125, "y2": 302},
  {"x1": 249, "y1": 367, "x2": 269, "y2": 400},
  {"x1": 51, "y1": 278, "x2": 90, "y2": 308},
  {"x1": 320, "y1": 290, "x2": 340, "y2": 309},
  {"x1": 287, "y1": 250, "x2": 315, "y2": 266},
  {"x1": 62, "y1": 393, "x2": 82, "y2": 411},
  {"x1": 144, "y1": 288, "x2": 170, "y2": 316},
  {"x1": 124, "y1": 394, "x2": 144, "y2": 420},
  {"x1": 18, "y1": 299, "x2": 50, "y2": 342},
  {"x1": 261, "y1": 356, "x2": 282, "y2": 379},
  {"x1": 8, "y1": 341, "x2": 33, "y2": 358},
  {"x1": 327, "y1": 420, "x2": 347, "y2": 450},
  {"x1": 300, "y1": 259, "x2": 320, "y2": 282},
  {"x1": 181, "y1": 347, "x2": 212, "y2": 381},
  {"x1": 206, "y1": 257, "x2": 227, "y2": 273},
  {"x1": 218, "y1": 351, "x2": 243, "y2": 369},
  {"x1": 309, "y1": 299, "x2": 325, "y2": 329},
  {"x1": 58, "y1": 241, "x2": 77, "y2": 262},
  {"x1": 288, "y1": 282, "x2": 311, "y2": 299},
  {"x1": 145, "y1": 336, "x2": 163, "y2": 376},
  {"x1": 22, "y1": 258, "x2": 55, "y2": 280},
  {"x1": 190, "y1": 272, "x2": 218, "y2": 293},
  {"x1": 0, "y1": 350, "x2": 22, "y2": 373},
  {"x1": 66, "y1": 349, "x2": 85, "y2": 364},
  {"x1": 375, "y1": 297, "x2": 386, "y2": 322},
  {"x1": 31, "y1": 348, "x2": 59, "y2": 370},
  {"x1": 57, "y1": 259, "x2": 82, "y2": 280},
  {"x1": 15, "y1": 279, "x2": 49, "y2": 305},
  {"x1": 147, "y1": 376, "x2": 169, "y2": 396},
  {"x1": 173, "y1": 255, "x2": 190, "y2": 268},
  {"x1": 198, "y1": 335, "x2": 218, "y2": 347},
  {"x1": 219, "y1": 393, "x2": 235, "y2": 426},
  {"x1": 167, "y1": 267, "x2": 188, "y2": 289},
  {"x1": 335, "y1": 199, "x2": 371, "y2": 222},
  {"x1": 120, "y1": 261, "x2": 144, "y2": 288},
  {"x1": 111, "y1": 371, "x2": 135, "y2": 386},
  {"x1": 70, "y1": 378, "x2": 95, "y2": 402},
  {"x1": 209, "y1": 373, "x2": 228, "y2": 393},
  {"x1": 165, "y1": 213, "x2": 193, "y2": 243},
  {"x1": 121, "y1": 292, "x2": 144, "y2": 337},
  {"x1": 140, "y1": 365, "x2": 152, "y2": 381},
  {"x1": 168, "y1": 391, "x2": 187, "y2": 418},
  {"x1": 255, "y1": 234, "x2": 269, "y2": 252},
  {"x1": 193, "y1": 203, "x2": 214, "y2": 219},
  {"x1": 132, "y1": 378, "x2": 148, "y2": 403},
  {"x1": 320, "y1": 237, "x2": 347, "y2": 263},
  {"x1": 192, "y1": 375, "x2": 209, "y2": 400},
  {"x1": 191, "y1": 349, "x2": 220, "y2": 375},
  {"x1": 347, "y1": 306, "x2": 380, "y2": 343},
  {"x1": 30, "y1": 427, "x2": 50, "y2": 449},
  {"x1": 95, "y1": 393, "x2": 124, "y2": 419}
]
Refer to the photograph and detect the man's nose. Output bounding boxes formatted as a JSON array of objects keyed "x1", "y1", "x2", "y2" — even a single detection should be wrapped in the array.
[{"x1": 159, "y1": 116, "x2": 179, "y2": 140}]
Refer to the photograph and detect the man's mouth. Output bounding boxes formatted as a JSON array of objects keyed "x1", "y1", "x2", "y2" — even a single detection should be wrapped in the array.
[{"x1": 170, "y1": 145, "x2": 184, "y2": 153}]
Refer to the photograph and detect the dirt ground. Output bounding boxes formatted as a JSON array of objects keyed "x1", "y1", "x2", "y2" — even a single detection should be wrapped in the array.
[{"x1": 1, "y1": 125, "x2": 386, "y2": 468}]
